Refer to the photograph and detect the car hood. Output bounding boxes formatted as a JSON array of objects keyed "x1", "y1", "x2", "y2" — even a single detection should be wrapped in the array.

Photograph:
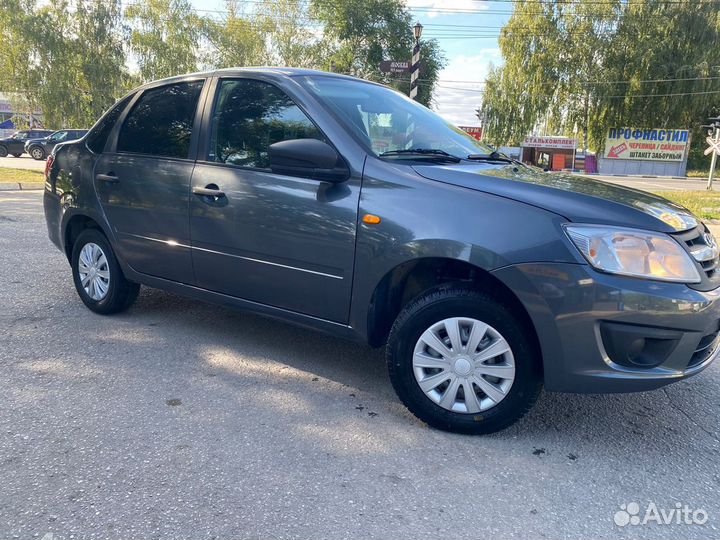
[{"x1": 412, "y1": 162, "x2": 697, "y2": 233}]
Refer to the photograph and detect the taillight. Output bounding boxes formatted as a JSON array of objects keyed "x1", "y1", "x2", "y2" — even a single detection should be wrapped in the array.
[{"x1": 45, "y1": 154, "x2": 54, "y2": 179}]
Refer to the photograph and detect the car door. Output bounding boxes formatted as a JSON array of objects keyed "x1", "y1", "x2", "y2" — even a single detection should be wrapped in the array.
[
  {"x1": 189, "y1": 77, "x2": 361, "y2": 323},
  {"x1": 94, "y1": 79, "x2": 207, "y2": 284},
  {"x1": 10, "y1": 131, "x2": 29, "y2": 153}
]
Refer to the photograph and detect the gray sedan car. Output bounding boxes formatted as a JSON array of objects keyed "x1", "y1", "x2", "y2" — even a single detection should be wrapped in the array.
[{"x1": 43, "y1": 68, "x2": 719, "y2": 434}]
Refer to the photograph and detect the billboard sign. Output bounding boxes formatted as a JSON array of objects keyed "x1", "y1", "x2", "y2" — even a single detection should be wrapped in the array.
[
  {"x1": 459, "y1": 126, "x2": 483, "y2": 141},
  {"x1": 522, "y1": 136, "x2": 578, "y2": 150},
  {"x1": 604, "y1": 127, "x2": 689, "y2": 162}
]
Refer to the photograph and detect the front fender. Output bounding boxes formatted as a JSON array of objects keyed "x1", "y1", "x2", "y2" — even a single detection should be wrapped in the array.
[{"x1": 348, "y1": 158, "x2": 578, "y2": 340}]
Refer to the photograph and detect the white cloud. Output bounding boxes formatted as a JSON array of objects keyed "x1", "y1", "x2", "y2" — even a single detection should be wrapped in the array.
[
  {"x1": 405, "y1": 0, "x2": 488, "y2": 18},
  {"x1": 431, "y1": 49, "x2": 502, "y2": 126}
]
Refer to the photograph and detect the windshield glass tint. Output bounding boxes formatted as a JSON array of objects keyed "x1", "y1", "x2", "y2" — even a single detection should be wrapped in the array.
[{"x1": 303, "y1": 76, "x2": 492, "y2": 158}]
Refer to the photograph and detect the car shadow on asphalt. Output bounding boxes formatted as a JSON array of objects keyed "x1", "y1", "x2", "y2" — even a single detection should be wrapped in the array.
[{"x1": 112, "y1": 287, "x2": 719, "y2": 447}]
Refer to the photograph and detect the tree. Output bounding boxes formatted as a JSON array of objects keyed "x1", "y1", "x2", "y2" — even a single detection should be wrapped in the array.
[
  {"x1": 255, "y1": 0, "x2": 327, "y2": 68},
  {"x1": 479, "y1": 0, "x2": 719, "y2": 158},
  {"x1": 310, "y1": 0, "x2": 445, "y2": 107},
  {"x1": 201, "y1": 0, "x2": 267, "y2": 69},
  {"x1": 74, "y1": 0, "x2": 126, "y2": 122},
  {"x1": 480, "y1": 0, "x2": 620, "y2": 148},
  {"x1": 0, "y1": 0, "x2": 127, "y2": 128},
  {"x1": 0, "y1": 0, "x2": 40, "y2": 127},
  {"x1": 125, "y1": 0, "x2": 202, "y2": 82},
  {"x1": 602, "y1": 0, "x2": 720, "y2": 167}
]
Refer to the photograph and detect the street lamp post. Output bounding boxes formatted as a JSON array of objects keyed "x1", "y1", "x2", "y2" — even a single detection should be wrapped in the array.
[{"x1": 410, "y1": 22, "x2": 423, "y2": 101}]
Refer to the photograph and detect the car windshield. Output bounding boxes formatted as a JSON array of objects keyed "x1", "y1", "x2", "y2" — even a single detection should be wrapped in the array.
[
  {"x1": 11, "y1": 132, "x2": 24, "y2": 140},
  {"x1": 302, "y1": 76, "x2": 493, "y2": 160}
]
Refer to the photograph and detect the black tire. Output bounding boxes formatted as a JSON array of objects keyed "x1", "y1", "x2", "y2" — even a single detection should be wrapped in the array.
[
  {"x1": 71, "y1": 228, "x2": 139, "y2": 315},
  {"x1": 29, "y1": 146, "x2": 45, "y2": 160},
  {"x1": 11, "y1": 153, "x2": 22, "y2": 157},
  {"x1": 0, "y1": 145, "x2": 7, "y2": 157},
  {"x1": 386, "y1": 284, "x2": 542, "y2": 435}
]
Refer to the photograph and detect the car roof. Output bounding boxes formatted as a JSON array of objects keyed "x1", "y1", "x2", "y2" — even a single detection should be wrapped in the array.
[{"x1": 136, "y1": 67, "x2": 373, "y2": 91}]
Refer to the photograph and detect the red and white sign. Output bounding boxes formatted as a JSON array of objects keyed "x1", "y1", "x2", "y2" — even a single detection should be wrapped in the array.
[
  {"x1": 705, "y1": 135, "x2": 720, "y2": 157},
  {"x1": 607, "y1": 142, "x2": 628, "y2": 158},
  {"x1": 522, "y1": 136, "x2": 578, "y2": 150},
  {"x1": 459, "y1": 126, "x2": 483, "y2": 141}
]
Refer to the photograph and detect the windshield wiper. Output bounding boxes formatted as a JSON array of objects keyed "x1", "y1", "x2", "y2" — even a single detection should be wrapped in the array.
[
  {"x1": 466, "y1": 150, "x2": 517, "y2": 164},
  {"x1": 380, "y1": 148, "x2": 462, "y2": 163}
]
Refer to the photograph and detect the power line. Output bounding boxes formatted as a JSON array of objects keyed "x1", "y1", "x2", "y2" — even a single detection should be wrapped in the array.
[{"x1": 582, "y1": 74, "x2": 720, "y2": 85}]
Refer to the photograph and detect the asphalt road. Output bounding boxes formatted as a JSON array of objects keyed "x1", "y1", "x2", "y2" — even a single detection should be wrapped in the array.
[
  {"x1": 591, "y1": 174, "x2": 711, "y2": 192},
  {"x1": 0, "y1": 155, "x2": 46, "y2": 171},
  {"x1": 1, "y1": 190, "x2": 720, "y2": 540}
]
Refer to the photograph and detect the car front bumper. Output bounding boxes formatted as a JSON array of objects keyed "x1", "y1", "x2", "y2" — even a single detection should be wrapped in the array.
[{"x1": 492, "y1": 262, "x2": 720, "y2": 393}]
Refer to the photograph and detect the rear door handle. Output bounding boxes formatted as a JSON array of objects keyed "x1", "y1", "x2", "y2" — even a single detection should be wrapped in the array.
[
  {"x1": 96, "y1": 173, "x2": 119, "y2": 183},
  {"x1": 192, "y1": 185, "x2": 225, "y2": 199}
]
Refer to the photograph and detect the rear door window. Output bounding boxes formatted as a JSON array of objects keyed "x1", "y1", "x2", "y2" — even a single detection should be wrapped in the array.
[{"x1": 117, "y1": 81, "x2": 204, "y2": 159}]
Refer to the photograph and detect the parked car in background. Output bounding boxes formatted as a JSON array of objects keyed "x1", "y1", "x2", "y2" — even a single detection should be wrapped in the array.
[
  {"x1": 25, "y1": 129, "x2": 88, "y2": 160},
  {"x1": 0, "y1": 129, "x2": 54, "y2": 157},
  {"x1": 43, "y1": 68, "x2": 720, "y2": 434}
]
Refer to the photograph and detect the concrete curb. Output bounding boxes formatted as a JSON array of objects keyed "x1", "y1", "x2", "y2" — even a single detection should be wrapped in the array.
[{"x1": 0, "y1": 182, "x2": 45, "y2": 191}]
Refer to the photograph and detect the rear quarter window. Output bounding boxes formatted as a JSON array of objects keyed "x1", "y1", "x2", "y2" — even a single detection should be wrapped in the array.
[{"x1": 86, "y1": 94, "x2": 134, "y2": 154}]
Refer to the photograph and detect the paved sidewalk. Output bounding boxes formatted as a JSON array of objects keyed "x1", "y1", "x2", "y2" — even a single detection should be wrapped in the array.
[{"x1": 0, "y1": 182, "x2": 44, "y2": 191}]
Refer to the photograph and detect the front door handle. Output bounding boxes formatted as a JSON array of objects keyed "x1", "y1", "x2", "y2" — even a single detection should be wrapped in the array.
[
  {"x1": 192, "y1": 184, "x2": 225, "y2": 199},
  {"x1": 96, "y1": 173, "x2": 119, "y2": 183}
]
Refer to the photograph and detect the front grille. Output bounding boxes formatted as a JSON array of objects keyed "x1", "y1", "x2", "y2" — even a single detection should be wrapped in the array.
[
  {"x1": 674, "y1": 224, "x2": 720, "y2": 290},
  {"x1": 689, "y1": 329, "x2": 720, "y2": 368}
]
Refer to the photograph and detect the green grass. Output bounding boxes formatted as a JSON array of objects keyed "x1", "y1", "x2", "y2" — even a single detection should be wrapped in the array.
[
  {"x1": 0, "y1": 167, "x2": 45, "y2": 185},
  {"x1": 654, "y1": 190, "x2": 720, "y2": 221}
]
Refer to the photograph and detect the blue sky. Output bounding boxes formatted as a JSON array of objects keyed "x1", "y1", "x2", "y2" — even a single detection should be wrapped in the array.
[
  {"x1": 406, "y1": 0, "x2": 510, "y2": 125},
  {"x1": 190, "y1": 0, "x2": 511, "y2": 126}
]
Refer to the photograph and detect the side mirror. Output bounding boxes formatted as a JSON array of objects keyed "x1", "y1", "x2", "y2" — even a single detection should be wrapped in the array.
[{"x1": 268, "y1": 139, "x2": 349, "y2": 183}]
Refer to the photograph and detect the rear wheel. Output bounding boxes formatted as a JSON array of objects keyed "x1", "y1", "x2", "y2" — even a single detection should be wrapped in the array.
[
  {"x1": 71, "y1": 229, "x2": 139, "y2": 314},
  {"x1": 11, "y1": 153, "x2": 22, "y2": 157},
  {"x1": 0, "y1": 145, "x2": 7, "y2": 157},
  {"x1": 386, "y1": 285, "x2": 542, "y2": 435},
  {"x1": 30, "y1": 146, "x2": 45, "y2": 160}
]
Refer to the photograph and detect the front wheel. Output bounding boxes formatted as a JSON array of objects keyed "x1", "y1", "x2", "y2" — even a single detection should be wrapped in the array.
[
  {"x1": 387, "y1": 285, "x2": 542, "y2": 435},
  {"x1": 71, "y1": 229, "x2": 139, "y2": 314},
  {"x1": 30, "y1": 146, "x2": 45, "y2": 160}
]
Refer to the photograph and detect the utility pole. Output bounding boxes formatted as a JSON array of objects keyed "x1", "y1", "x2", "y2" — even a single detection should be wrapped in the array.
[
  {"x1": 409, "y1": 22, "x2": 423, "y2": 101},
  {"x1": 704, "y1": 116, "x2": 720, "y2": 190}
]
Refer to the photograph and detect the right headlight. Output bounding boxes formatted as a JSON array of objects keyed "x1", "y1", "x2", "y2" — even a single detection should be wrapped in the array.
[{"x1": 565, "y1": 224, "x2": 701, "y2": 283}]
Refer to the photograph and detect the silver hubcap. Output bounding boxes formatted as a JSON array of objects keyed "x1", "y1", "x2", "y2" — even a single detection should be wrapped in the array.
[
  {"x1": 78, "y1": 243, "x2": 110, "y2": 301},
  {"x1": 413, "y1": 317, "x2": 515, "y2": 413},
  {"x1": 32, "y1": 148, "x2": 42, "y2": 158}
]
